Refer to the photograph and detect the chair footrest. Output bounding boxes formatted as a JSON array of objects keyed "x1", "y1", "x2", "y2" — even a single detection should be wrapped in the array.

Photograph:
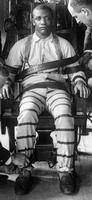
[{"x1": 34, "y1": 145, "x2": 57, "y2": 163}]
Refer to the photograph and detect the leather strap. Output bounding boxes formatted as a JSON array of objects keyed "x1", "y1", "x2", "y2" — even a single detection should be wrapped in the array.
[
  {"x1": 16, "y1": 54, "x2": 80, "y2": 80},
  {"x1": 3, "y1": 63, "x2": 19, "y2": 74},
  {"x1": 15, "y1": 81, "x2": 70, "y2": 100},
  {"x1": 4, "y1": 54, "x2": 81, "y2": 78},
  {"x1": 62, "y1": 65, "x2": 84, "y2": 74},
  {"x1": 53, "y1": 34, "x2": 63, "y2": 59}
]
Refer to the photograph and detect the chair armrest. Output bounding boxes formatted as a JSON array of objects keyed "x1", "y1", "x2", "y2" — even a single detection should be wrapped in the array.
[{"x1": 73, "y1": 95, "x2": 87, "y2": 136}]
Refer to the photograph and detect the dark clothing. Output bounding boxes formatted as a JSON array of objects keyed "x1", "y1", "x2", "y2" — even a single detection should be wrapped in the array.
[
  {"x1": 84, "y1": 27, "x2": 92, "y2": 51},
  {"x1": 0, "y1": 143, "x2": 10, "y2": 165}
]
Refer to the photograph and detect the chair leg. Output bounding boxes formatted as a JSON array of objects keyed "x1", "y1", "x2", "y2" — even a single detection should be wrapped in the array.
[
  {"x1": 7, "y1": 125, "x2": 15, "y2": 153},
  {"x1": 1, "y1": 124, "x2": 6, "y2": 135},
  {"x1": 73, "y1": 125, "x2": 84, "y2": 169},
  {"x1": 73, "y1": 126, "x2": 79, "y2": 170}
]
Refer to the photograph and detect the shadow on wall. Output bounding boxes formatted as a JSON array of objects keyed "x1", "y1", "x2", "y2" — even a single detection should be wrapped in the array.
[{"x1": 0, "y1": 0, "x2": 9, "y2": 53}]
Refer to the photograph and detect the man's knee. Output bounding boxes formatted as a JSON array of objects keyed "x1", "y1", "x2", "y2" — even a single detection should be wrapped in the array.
[{"x1": 18, "y1": 110, "x2": 38, "y2": 123}]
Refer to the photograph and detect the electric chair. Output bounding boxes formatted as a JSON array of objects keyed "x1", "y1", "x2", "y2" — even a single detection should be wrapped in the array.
[
  {"x1": 0, "y1": 1, "x2": 89, "y2": 169},
  {"x1": 0, "y1": 58, "x2": 87, "y2": 169}
]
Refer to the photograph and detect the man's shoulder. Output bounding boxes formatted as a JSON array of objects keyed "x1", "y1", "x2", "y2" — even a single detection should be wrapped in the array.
[
  {"x1": 13, "y1": 34, "x2": 33, "y2": 48},
  {"x1": 55, "y1": 34, "x2": 71, "y2": 44},
  {"x1": 54, "y1": 34, "x2": 74, "y2": 52}
]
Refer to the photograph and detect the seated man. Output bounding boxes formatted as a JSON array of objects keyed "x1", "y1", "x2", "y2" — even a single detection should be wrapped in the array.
[{"x1": 2, "y1": 4, "x2": 89, "y2": 195}]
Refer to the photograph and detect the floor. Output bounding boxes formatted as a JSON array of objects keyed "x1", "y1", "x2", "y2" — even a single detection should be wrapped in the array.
[
  {"x1": 0, "y1": 155, "x2": 92, "y2": 200},
  {"x1": 1, "y1": 120, "x2": 92, "y2": 200}
]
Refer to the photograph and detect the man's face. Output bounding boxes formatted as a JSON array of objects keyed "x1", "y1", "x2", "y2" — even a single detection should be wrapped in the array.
[
  {"x1": 68, "y1": 2, "x2": 92, "y2": 26},
  {"x1": 33, "y1": 8, "x2": 53, "y2": 38}
]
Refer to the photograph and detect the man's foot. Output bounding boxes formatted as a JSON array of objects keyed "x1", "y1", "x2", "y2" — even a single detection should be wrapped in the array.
[
  {"x1": 0, "y1": 162, "x2": 21, "y2": 174},
  {"x1": 59, "y1": 171, "x2": 76, "y2": 195},
  {"x1": 14, "y1": 169, "x2": 32, "y2": 195},
  {"x1": 12, "y1": 153, "x2": 30, "y2": 168}
]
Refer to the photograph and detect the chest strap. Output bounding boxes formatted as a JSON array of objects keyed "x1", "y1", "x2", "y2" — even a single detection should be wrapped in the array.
[
  {"x1": 3, "y1": 54, "x2": 83, "y2": 80},
  {"x1": 16, "y1": 55, "x2": 81, "y2": 80}
]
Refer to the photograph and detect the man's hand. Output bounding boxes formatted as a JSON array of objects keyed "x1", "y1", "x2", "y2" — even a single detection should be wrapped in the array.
[
  {"x1": 2, "y1": 83, "x2": 13, "y2": 99},
  {"x1": 80, "y1": 52, "x2": 92, "y2": 70},
  {"x1": 74, "y1": 81, "x2": 90, "y2": 98}
]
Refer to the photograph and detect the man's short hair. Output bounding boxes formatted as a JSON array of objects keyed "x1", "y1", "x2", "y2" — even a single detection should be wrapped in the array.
[
  {"x1": 69, "y1": 0, "x2": 92, "y2": 9},
  {"x1": 33, "y1": 4, "x2": 53, "y2": 17}
]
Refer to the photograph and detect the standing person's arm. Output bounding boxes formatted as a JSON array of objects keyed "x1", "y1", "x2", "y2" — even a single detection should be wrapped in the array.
[{"x1": 80, "y1": 26, "x2": 92, "y2": 70}]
